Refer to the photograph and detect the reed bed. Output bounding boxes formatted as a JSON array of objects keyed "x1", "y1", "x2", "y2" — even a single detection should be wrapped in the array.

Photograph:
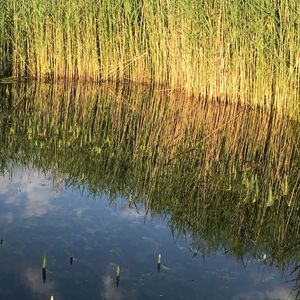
[{"x1": 0, "y1": 0, "x2": 299, "y2": 112}]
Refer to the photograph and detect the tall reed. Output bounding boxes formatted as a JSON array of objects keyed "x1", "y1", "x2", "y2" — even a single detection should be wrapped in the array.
[{"x1": 0, "y1": 0, "x2": 299, "y2": 112}]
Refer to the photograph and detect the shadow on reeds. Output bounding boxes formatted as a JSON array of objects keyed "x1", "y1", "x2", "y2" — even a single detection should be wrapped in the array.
[{"x1": 0, "y1": 82, "x2": 300, "y2": 294}]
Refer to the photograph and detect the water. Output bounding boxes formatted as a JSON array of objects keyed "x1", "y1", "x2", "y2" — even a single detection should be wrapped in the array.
[{"x1": 0, "y1": 83, "x2": 299, "y2": 300}]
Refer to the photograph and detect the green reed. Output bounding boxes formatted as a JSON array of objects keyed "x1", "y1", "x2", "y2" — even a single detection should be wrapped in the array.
[
  {"x1": 0, "y1": 0, "x2": 299, "y2": 113},
  {"x1": 42, "y1": 252, "x2": 47, "y2": 270}
]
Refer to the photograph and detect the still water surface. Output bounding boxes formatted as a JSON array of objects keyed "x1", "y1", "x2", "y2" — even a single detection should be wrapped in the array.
[{"x1": 0, "y1": 83, "x2": 299, "y2": 300}]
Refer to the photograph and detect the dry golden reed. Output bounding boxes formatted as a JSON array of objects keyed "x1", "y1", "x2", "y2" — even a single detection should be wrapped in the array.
[{"x1": 0, "y1": 0, "x2": 299, "y2": 113}]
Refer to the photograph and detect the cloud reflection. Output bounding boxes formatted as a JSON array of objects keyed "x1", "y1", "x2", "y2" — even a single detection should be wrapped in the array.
[
  {"x1": 0, "y1": 169, "x2": 57, "y2": 218},
  {"x1": 234, "y1": 285, "x2": 295, "y2": 300},
  {"x1": 23, "y1": 267, "x2": 56, "y2": 298}
]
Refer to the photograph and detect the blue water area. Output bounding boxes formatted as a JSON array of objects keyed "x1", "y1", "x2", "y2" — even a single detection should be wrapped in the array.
[{"x1": 0, "y1": 168, "x2": 296, "y2": 300}]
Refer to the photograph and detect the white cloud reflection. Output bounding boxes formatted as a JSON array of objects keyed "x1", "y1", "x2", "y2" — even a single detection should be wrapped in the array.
[
  {"x1": 0, "y1": 171, "x2": 11, "y2": 194},
  {"x1": 233, "y1": 285, "x2": 296, "y2": 300},
  {"x1": 0, "y1": 168, "x2": 58, "y2": 218},
  {"x1": 23, "y1": 267, "x2": 56, "y2": 298},
  {"x1": 119, "y1": 205, "x2": 142, "y2": 220},
  {"x1": 0, "y1": 212, "x2": 14, "y2": 223}
]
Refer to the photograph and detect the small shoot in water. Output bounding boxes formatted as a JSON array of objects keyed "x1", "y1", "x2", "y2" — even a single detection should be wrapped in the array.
[
  {"x1": 42, "y1": 252, "x2": 47, "y2": 283},
  {"x1": 157, "y1": 253, "x2": 161, "y2": 272},
  {"x1": 0, "y1": 237, "x2": 4, "y2": 244},
  {"x1": 43, "y1": 253, "x2": 47, "y2": 270},
  {"x1": 69, "y1": 251, "x2": 75, "y2": 265},
  {"x1": 157, "y1": 253, "x2": 161, "y2": 264},
  {"x1": 116, "y1": 265, "x2": 120, "y2": 287},
  {"x1": 50, "y1": 296, "x2": 54, "y2": 300},
  {"x1": 68, "y1": 248, "x2": 76, "y2": 265}
]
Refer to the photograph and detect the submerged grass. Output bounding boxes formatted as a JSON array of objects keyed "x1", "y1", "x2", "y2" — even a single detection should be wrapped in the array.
[{"x1": 0, "y1": 0, "x2": 299, "y2": 112}]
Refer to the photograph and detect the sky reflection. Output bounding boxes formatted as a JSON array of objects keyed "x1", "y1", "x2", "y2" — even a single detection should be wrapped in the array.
[{"x1": 0, "y1": 168, "x2": 297, "y2": 300}]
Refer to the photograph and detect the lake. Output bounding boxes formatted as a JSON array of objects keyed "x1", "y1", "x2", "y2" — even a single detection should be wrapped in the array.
[{"x1": 0, "y1": 83, "x2": 299, "y2": 300}]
